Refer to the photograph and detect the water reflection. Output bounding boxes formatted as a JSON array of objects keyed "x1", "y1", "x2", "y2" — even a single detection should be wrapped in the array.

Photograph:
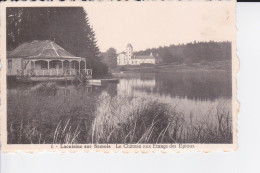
[
  {"x1": 116, "y1": 71, "x2": 231, "y2": 101},
  {"x1": 114, "y1": 71, "x2": 232, "y2": 120},
  {"x1": 8, "y1": 71, "x2": 232, "y2": 102},
  {"x1": 118, "y1": 79, "x2": 156, "y2": 95},
  {"x1": 7, "y1": 71, "x2": 232, "y2": 120},
  {"x1": 7, "y1": 82, "x2": 118, "y2": 97}
]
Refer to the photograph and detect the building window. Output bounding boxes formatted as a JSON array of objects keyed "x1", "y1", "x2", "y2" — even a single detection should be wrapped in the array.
[{"x1": 8, "y1": 60, "x2": 12, "y2": 69}]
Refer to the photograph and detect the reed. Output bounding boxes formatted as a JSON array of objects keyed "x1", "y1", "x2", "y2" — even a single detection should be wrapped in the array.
[
  {"x1": 7, "y1": 90, "x2": 232, "y2": 144},
  {"x1": 91, "y1": 93, "x2": 232, "y2": 144}
]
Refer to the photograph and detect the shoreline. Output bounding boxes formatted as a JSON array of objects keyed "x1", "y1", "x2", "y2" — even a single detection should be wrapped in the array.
[{"x1": 112, "y1": 61, "x2": 231, "y2": 75}]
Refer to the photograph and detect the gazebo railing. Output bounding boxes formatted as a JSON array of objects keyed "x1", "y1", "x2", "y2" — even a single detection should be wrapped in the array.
[
  {"x1": 7, "y1": 69, "x2": 19, "y2": 76},
  {"x1": 17, "y1": 69, "x2": 92, "y2": 77}
]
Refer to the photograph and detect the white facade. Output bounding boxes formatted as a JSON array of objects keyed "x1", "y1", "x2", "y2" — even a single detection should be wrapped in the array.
[
  {"x1": 129, "y1": 58, "x2": 155, "y2": 65},
  {"x1": 126, "y1": 43, "x2": 133, "y2": 62},
  {"x1": 117, "y1": 43, "x2": 156, "y2": 66},
  {"x1": 117, "y1": 53, "x2": 128, "y2": 65}
]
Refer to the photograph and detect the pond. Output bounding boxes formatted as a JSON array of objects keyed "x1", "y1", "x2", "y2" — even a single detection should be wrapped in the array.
[
  {"x1": 7, "y1": 70, "x2": 232, "y2": 144},
  {"x1": 115, "y1": 71, "x2": 232, "y2": 120}
]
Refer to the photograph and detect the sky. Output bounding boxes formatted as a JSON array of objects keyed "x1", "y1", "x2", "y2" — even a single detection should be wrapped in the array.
[{"x1": 84, "y1": 2, "x2": 235, "y2": 53}]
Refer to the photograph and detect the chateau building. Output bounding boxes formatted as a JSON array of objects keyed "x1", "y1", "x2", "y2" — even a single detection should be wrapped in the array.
[{"x1": 117, "y1": 43, "x2": 160, "y2": 66}]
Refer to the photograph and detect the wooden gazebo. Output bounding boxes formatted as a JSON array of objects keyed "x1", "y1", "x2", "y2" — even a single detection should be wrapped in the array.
[{"x1": 7, "y1": 40, "x2": 92, "y2": 82}]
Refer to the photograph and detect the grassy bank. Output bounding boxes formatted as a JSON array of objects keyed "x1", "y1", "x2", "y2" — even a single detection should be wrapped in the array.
[
  {"x1": 7, "y1": 83, "x2": 232, "y2": 144},
  {"x1": 112, "y1": 60, "x2": 231, "y2": 74}
]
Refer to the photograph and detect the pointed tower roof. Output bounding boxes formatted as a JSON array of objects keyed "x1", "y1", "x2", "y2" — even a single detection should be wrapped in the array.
[{"x1": 126, "y1": 43, "x2": 133, "y2": 48}]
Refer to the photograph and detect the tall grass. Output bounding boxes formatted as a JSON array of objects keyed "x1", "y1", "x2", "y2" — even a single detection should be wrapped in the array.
[
  {"x1": 7, "y1": 84, "x2": 232, "y2": 144},
  {"x1": 7, "y1": 82, "x2": 96, "y2": 144},
  {"x1": 91, "y1": 93, "x2": 232, "y2": 144}
]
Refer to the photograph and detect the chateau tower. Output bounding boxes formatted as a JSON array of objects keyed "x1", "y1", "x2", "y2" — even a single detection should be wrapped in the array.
[
  {"x1": 117, "y1": 43, "x2": 156, "y2": 66},
  {"x1": 126, "y1": 43, "x2": 133, "y2": 63}
]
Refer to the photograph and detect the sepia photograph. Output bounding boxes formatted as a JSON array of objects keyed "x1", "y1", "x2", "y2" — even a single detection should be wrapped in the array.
[{"x1": 1, "y1": 1, "x2": 237, "y2": 151}]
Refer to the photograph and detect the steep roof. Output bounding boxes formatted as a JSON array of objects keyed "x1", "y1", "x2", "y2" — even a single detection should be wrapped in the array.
[
  {"x1": 126, "y1": 43, "x2": 133, "y2": 48},
  {"x1": 8, "y1": 40, "x2": 82, "y2": 59}
]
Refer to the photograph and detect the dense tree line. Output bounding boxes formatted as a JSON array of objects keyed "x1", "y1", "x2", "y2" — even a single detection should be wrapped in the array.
[
  {"x1": 7, "y1": 7, "x2": 108, "y2": 76},
  {"x1": 135, "y1": 41, "x2": 232, "y2": 64}
]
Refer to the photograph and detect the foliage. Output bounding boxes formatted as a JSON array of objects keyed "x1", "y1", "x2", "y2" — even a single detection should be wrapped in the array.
[
  {"x1": 135, "y1": 41, "x2": 232, "y2": 64},
  {"x1": 184, "y1": 58, "x2": 193, "y2": 65},
  {"x1": 91, "y1": 59, "x2": 109, "y2": 78},
  {"x1": 7, "y1": 7, "x2": 107, "y2": 76},
  {"x1": 100, "y1": 47, "x2": 117, "y2": 69}
]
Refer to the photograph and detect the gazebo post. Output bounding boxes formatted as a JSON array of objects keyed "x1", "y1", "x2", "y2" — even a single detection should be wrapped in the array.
[
  {"x1": 69, "y1": 60, "x2": 72, "y2": 75},
  {"x1": 47, "y1": 60, "x2": 50, "y2": 75},
  {"x1": 33, "y1": 61, "x2": 37, "y2": 76},
  {"x1": 85, "y1": 61, "x2": 87, "y2": 75},
  {"x1": 61, "y1": 60, "x2": 64, "y2": 75},
  {"x1": 78, "y1": 60, "x2": 81, "y2": 71},
  {"x1": 31, "y1": 60, "x2": 35, "y2": 69}
]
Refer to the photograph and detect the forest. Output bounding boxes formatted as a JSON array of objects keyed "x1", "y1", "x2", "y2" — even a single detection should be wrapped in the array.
[
  {"x1": 135, "y1": 41, "x2": 232, "y2": 64},
  {"x1": 6, "y1": 7, "x2": 108, "y2": 77}
]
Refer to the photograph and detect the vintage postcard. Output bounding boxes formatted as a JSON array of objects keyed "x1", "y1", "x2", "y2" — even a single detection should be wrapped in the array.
[{"x1": 0, "y1": 1, "x2": 238, "y2": 153}]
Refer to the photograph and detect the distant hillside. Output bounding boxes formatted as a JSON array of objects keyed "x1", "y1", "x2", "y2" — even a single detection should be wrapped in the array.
[{"x1": 135, "y1": 41, "x2": 231, "y2": 64}]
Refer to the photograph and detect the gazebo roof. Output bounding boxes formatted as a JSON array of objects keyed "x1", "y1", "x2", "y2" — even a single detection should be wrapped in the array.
[{"x1": 8, "y1": 40, "x2": 83, "y2": 60}]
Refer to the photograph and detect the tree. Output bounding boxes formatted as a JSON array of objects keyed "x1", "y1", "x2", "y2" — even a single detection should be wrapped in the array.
[
  {"x1": 100, "y1": 47, "x2": 117, "y2": 70},
  {"x1": 7, "y1": 7, "x2": 107, "y2": 76},
  {"x1": 106, "y1": 48, "x2": 117, "y2": 68},
  {"x1": 162, "y1": 49, "x2": 172, "y2": 63},
  {"x1": 135, "y1": 41, "x2": 231, "y2": 64}
]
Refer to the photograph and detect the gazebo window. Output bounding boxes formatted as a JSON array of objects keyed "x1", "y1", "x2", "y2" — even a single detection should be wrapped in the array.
[
  {"x1": 50, "y1": 61, "x2": 56, "y2": 69},
  {"x1": 8, "y1": 60, "x2": 12, "y2": 69},
  {"x1": 41, "y1": 61, "x2": 48, "y2": 69}
]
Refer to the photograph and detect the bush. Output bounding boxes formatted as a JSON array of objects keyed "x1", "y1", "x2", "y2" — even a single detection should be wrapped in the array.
[
  {"x1": 184, "y1": 58, "x2": 193, "y2": 65},
  {"x1": 119, "y1": 66, "x2": 127, "y2": 71},
  {"x1": 86, "y1": 58, "x2": 108, "y2": 78},
  {"x1": 140, "y1": 63, "x2": 155, "y2": 67}
]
